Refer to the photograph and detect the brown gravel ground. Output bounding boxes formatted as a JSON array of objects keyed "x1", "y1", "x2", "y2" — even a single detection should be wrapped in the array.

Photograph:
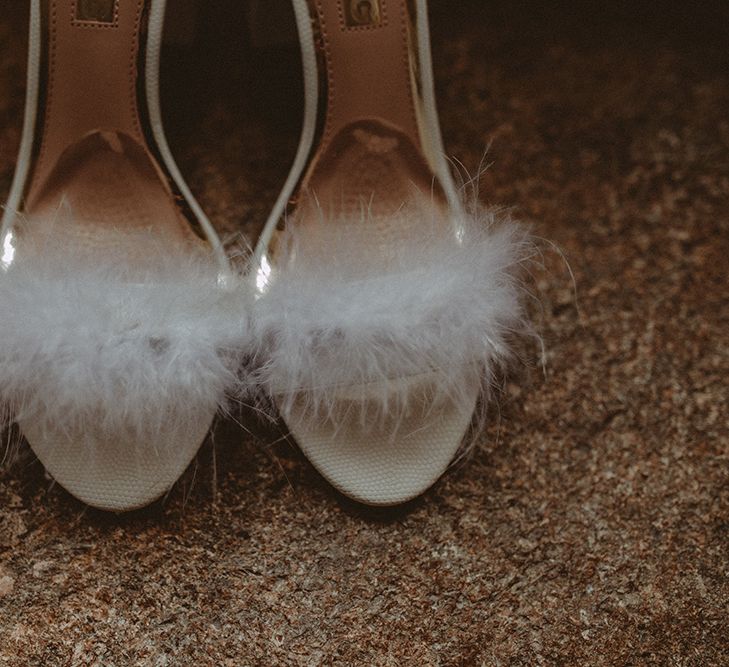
[{"x1": 1, "y1": 1, "x2": 728, "y2": 665}]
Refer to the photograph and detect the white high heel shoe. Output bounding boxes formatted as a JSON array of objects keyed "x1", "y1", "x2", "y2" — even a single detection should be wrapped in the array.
[
  {"x1": 251, "y1": 0, "x2": 530, "y2": 506},
  {"x1": 0, "y1": 0, "x2": 247, "y2": 511}
]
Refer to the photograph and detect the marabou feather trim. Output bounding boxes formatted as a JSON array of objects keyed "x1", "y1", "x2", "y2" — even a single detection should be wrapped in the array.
[
  {"x1": 251, "y1": 202, "x2": 533, "y2": 427},
  {"x1": 0, "y1": 225, "x2": 250, "y2": 449}
]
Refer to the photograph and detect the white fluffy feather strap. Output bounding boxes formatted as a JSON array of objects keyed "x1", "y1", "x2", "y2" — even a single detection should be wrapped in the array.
[
  {"x1": 251, "y1": 205, "x2": 532, "y2": 424},
  {"x1": 0, "y1": 234, "x2": 249, "y2": 441}
]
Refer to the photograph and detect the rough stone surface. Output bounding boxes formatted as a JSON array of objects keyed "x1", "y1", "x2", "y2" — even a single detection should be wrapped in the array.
[{"x1": 1, "y1": 1, "x2": 727, "y2": 665}]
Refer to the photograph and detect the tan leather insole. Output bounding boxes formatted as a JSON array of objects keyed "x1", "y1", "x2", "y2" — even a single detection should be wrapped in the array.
[
  {"x1": 23, "y1": 0, "x2": 195, "y2": 258},
  {"x1": 293, "y1": 0, "x2": 446, "y2": 261}
]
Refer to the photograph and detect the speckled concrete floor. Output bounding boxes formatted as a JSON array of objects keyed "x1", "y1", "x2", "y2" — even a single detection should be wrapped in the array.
[{"x1": 1, "y1": 1, "x2": 728, "y2": 665}]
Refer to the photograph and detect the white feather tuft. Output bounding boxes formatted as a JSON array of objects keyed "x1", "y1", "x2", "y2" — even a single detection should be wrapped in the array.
[
  {"x1": 250, "y1": 202, "x2": 534, "y2": 429},
  {"x1": 0, "y1": 224, "x2": 251, "y2": 457}
]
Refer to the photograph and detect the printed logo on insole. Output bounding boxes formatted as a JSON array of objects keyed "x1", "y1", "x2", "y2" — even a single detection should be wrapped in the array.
[
  {"x1": 343, "y1": 0, "x2": 383, "y2": 28},
  {"x1": 75, "y1": 0, "x2": 117, "y2": 24}
]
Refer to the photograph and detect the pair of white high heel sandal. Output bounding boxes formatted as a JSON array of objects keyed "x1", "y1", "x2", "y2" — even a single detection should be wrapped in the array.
[{"x1": 0, "y1": 0, "x2": 529, "y2": 512}]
